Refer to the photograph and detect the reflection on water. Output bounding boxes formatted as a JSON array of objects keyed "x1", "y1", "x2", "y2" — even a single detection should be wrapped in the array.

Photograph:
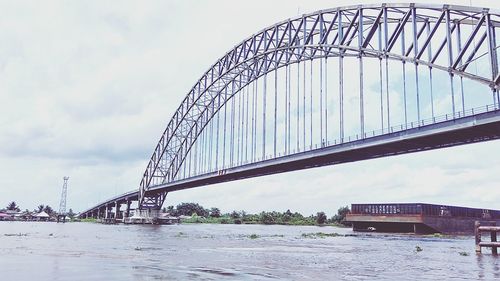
[{"x1": 0, "y1": 222, "x2": 498, "y2": 280}]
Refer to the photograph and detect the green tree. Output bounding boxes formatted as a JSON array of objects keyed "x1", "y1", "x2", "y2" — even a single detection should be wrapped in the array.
[
  {"x1": 36, "y1": 205, "x2": 45, "y2": 213},
  {"x1": 209, "y1": 207, "x2": 221, "y2": 218},
  {"x1": 230, "y1": 210, "x2": 240, "y2": 219},
  {"x1": 240, "y1": 210, "x2": 247, "y2": 220},
  {"x1": 6, "y1": 201, "x2": 20, "y2": 212},
  {"x1": 259, "y1": 211, "x2": 274, "y2": 224},
  {"x1": 282, "y1": 209, "x2": 293, "y2": 222},
  {"x1": 43, "y1": 205, "x2": 55, "y2": 215},
  {"x1": 316, "y1": 211, "x2": 327, "y2": 225},
  {"x1": 67, "y1": 209, "x2": 76, "y2": 219},
  {"x1": 175, "y1": 202, "x2": 208, "y2": 217},
  {"x1": 166, "y1": 205, "x2": 176, "y2": 215},
  {"x1": 332, "y1": 206, "x2": 351, "y2": 225}
]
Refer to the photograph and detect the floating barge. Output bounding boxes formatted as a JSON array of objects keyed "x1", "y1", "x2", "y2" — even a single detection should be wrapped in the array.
[
  {"x1": 346, "y1": 203, "x2": 500, "y2": 235},
  {"x1": 123, "y1": 209, "x2": 180, "y2": 225}
]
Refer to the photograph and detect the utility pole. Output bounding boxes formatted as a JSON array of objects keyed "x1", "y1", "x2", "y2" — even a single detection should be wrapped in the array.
[{"x1": 57, "y1": 177, "x2": 69, "y2": 223}]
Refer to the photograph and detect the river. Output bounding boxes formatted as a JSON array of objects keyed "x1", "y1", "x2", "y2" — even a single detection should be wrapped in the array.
[{"x1": 0, "y1": 222, "x2": 498, "y2": 280}]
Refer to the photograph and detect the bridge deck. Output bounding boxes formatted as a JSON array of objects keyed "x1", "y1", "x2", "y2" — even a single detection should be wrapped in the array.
[{"x1": 79, "y1": 109, "x2": 500, "y2": 216}]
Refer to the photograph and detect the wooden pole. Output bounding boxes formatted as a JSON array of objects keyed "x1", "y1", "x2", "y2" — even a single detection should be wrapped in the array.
[
  {"x1": 475, "y1": 221, "x2": 481, "y2": 254},
  {"x1": 491, "y1": 222, "x2": 498, "y2": 255}
]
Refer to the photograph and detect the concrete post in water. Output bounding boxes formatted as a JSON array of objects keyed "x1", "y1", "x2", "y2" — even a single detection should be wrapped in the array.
[{"x1": 475, "y1": 221, "x2": 481, "y2": 253}]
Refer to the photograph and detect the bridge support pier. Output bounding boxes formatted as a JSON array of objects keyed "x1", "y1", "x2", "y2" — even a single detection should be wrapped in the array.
[
  {"x1": 125, "y1": 200, "x2": 131, "y2": 218},
  {"x1": 115, "y1": 202, "x2": 121, "y2": 220},
  {"x1": 105, "y1": 205, "x2": 111, "y2": 219}
]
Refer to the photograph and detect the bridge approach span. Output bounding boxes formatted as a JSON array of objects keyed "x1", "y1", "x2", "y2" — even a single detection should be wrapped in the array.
[
  {"x1": 80, "y1": 3, "x2": 500, "y2": 218},
  {"x1": 80, "y1": 108, "x2": 500, "y2": 218}
]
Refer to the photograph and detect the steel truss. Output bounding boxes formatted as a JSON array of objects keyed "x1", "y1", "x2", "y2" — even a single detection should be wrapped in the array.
[{"x1": 138, "y1": 3, "x2": 500, "y2": 209}]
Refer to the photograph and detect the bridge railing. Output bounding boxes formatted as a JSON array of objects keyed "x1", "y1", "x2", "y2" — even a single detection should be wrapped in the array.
[
  {"x1": 82, "y1": 103, "x2": 500, "y2": 215},
  {"x1": 181, "y1": 103, "x2": 499, "y2": 177}
]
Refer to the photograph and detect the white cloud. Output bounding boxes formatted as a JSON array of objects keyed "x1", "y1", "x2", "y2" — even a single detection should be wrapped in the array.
[{"x1": 0, "y1": 0, "x2": 499, "y2": 215}]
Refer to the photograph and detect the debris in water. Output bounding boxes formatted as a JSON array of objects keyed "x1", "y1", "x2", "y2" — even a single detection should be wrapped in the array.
[
  {"x1": 301, "y1": 232, "x2": 342, "y2": 239},
  {"x1": 4, "y1": 233, "x2": 28, "y2": 237}
]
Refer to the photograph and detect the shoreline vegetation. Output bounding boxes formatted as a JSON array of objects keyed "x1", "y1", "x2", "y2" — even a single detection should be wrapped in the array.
[
  {"x1": 179, "y1": 212, "x2": 347, "y2": 227},
  {"x1": 2, "y1": 201, "x2": 351, "y2": 227},
  {"x1": 80, "y1": 202, "x2": 351, "y2": 227},
  {"x1": 162, "y1": 202, "x2": 351, "y2": 227}
]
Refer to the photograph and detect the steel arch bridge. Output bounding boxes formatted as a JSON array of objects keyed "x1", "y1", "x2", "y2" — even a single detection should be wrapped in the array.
[{"x1": 80, "y1": 3, "x2": 500, "y2": 219}]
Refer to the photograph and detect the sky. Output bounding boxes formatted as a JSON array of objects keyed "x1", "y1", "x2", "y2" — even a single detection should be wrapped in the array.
[{"x1": 0, "y1": 0, "x2": 499, "y2": 216}]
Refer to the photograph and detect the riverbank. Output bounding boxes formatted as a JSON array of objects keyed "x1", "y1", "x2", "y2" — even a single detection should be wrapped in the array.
[
  {"x1": 78, "y1": 215, "x2": 347, "y2": 227},
  {"x1": 180, "y1": 214, "x2": 348, "y2": 227}
]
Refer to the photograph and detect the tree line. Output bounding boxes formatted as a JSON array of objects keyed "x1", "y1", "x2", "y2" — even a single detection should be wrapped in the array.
[
  {"x1": 164, "y1": 202, "x2": 351, "y2": 226},
  {"x1": 1, "y1": 201, "x2": 76, "y2": 218}
]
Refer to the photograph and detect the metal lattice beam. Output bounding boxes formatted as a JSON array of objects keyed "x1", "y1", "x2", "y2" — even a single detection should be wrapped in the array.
[{"x1": 138, "y1": 3, "x2": 500, "y2": 208}]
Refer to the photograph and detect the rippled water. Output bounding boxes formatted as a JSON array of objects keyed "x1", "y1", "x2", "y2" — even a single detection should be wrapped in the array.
[{"x1": 0, "y1": 222, "x2": 498, "y2": 280}]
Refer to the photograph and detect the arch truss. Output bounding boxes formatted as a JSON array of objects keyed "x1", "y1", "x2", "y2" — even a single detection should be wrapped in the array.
[{"x1": 138, "y1": 3, "x2": 500, "y2": 209}]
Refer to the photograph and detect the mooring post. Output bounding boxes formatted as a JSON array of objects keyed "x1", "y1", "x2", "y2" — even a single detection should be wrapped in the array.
[
  {"x1": 491, "y1": 221, "x2": 498, "y2": 255},
  {"x1": 475, "y1": 221, "x2": 481, "y2": 254}
]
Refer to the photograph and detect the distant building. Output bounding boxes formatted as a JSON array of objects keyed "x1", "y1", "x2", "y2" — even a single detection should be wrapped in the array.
[
  {"x1": 0, "y1": 212, "x2": 13, "y2": 221},
  {"x1": 34, "y1": 211, "x2": 50, "y2": 222},
  {"x1": 19, "y1": 211, "x2": 34, "y2": 221},
  {"x1": 2, "y1": 210, "x2": 21, "y2": 221}
]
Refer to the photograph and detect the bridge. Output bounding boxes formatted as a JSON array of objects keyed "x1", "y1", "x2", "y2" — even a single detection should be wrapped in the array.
[{"x1": 79, "y1": 3, "x2": 500, "y2": 220}]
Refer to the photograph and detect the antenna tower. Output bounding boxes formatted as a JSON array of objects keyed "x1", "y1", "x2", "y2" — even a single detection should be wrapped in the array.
[{"x1": 57, "y1": 176, "x2": 69, "y2": 223}]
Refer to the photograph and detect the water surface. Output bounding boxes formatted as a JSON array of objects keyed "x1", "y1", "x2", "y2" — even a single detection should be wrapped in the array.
[{"x1": 0, "y1": 222, "x2": 498, "y2": 280}]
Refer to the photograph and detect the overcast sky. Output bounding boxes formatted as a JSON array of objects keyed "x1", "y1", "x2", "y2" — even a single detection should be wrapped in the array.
[{"x1": 0, "y1": 0, "x2": 499, "y2": 216}]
